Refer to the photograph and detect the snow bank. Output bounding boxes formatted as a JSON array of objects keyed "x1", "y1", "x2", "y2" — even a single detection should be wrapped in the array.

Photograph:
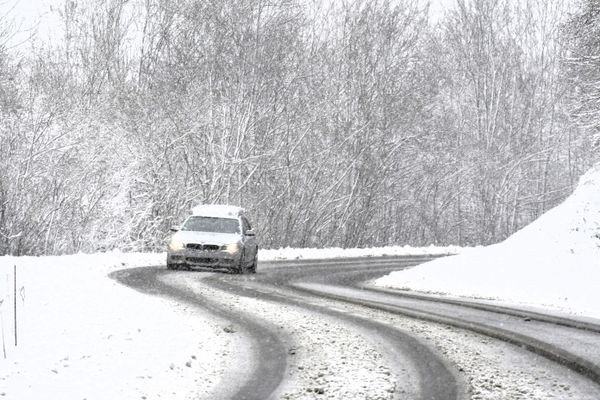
[
  {"x1": 375, "y1": 165, "x2": 600, "y2": 319},
  {"x1": 258, "y1": 245, "x2": 463, "y2": 261}
]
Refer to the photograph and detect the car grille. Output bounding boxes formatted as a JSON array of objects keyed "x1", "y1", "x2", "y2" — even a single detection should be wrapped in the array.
[
  {"x1": 186, "y1": 257, "x2": 234, "y2": 265},
  {"x1": 186, "y1": 243, "x2": 220, "y2": 251},
  {"x1": 187, "y1": 257, "x2": 219, "y2": 264}
]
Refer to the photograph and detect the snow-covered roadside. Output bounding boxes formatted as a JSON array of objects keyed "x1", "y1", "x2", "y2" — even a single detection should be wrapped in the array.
[
  {"x1": 258, "y1": 245, "x2": 463, "y2": 261},
  {"x1": 375, "y1": 165, "x2": 600, "y2": 320},
  {"x1": 0, "y1": 253, "x2": 239, "y2": 400}
]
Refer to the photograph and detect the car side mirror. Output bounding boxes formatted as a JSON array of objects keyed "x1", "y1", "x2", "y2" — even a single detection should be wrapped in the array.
[
  {"x1": 245, "y1": 229, "x2": 255, "y2": 237},
  {"x1": 170, "y1": 226, "x2": 180, "y2": 232}
]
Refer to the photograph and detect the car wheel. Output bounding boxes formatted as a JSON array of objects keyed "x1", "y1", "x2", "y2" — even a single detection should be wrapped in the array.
[
  {"x1": 167, "y1": 262, "x2": 177, "y2": 270},
  {"x1": 231, "y1": 263, "x2": 243, "y2": 274},
  {"x1": 248, "y1": 255, "x2": 257, "y2": 274},
  {"x1": 238, "y1": 248, "x2": 247, "y2": 274},
  {"x1": 233, "y1": 250, "x2": 246, "y2": 274}
]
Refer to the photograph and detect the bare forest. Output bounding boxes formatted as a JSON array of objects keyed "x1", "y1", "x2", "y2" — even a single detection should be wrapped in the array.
[{"x1": 0, "y1": 0, "x2": 598, "y2": 255}]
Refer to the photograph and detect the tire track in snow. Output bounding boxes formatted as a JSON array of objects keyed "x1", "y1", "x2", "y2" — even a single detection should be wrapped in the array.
[
  {"x1": 260, "y1": 257, "x2": 600, "y2": 392},
  {"x1": 200, "y1": 271, "x2": 467, "y2": 400},
  {"x1": 110, "y1": 267, "x2": 288, "y2": 400}
]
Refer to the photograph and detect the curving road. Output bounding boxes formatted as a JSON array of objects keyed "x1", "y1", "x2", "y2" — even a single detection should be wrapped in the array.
[{"x1": 112, "y1": 256, "x2": 600, "y2": 400}]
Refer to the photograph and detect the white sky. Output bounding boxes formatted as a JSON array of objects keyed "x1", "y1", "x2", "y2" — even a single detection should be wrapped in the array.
[
  {"x1": 2, "y1": 0, "x2": 458, "y2": 49},
  {"x1": 2, "y1": 0, "x2": 60, "y2": 48}
]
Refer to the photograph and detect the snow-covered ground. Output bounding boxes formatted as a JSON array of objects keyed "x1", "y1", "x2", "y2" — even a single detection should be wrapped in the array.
[
  {"x1": 258, "y1": 244, "x2": 463, "y2": 260},
  {"x1": 376, "y1": 164, "x2": 600, "y2": 320},
  {"x1": 0, "y1": 164, "x2": 598, "y2": 398},
  {"x1": 0, "y1": 252, "x2": 241, "y2": 399},
  {"x1": 0, "y1": 246, "x2": 459, "y2": 399}
]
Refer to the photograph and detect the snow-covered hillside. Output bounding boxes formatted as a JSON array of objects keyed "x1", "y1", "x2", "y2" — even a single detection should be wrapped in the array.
[{"x1": 376, "y1": 164, "x2": 600, "y2": 319}]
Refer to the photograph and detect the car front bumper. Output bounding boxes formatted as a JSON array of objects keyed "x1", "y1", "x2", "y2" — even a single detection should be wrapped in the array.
[{"x1": 167, "y1": 249, "x2": 240, "y2": 268}]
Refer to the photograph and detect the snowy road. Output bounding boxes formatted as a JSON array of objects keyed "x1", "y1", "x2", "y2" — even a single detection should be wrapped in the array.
[
  {"x1": 111, "y1": 267, "x2": 288, "y2": 400},
  {"x1": 114, "y1": 256, "x2": 600, "y2": 400}
]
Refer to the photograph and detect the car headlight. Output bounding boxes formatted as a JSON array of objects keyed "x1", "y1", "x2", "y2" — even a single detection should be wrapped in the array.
[
  {"x1": 224, "y1": 243, "x2": 240, "y2": 255},
  {"x1": 168, "y1": 239, "x2": 185, "y2": 251}
]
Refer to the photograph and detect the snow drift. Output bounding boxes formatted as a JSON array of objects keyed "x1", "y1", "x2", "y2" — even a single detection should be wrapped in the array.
[{"x1": 375, "y1": 165, "x2": 600, "y2": 319}]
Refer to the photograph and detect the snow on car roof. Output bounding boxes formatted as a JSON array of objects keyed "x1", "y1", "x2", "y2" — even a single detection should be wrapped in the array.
[{"x1": 191, "y1": 204, "x2": 244, "y2": 218}]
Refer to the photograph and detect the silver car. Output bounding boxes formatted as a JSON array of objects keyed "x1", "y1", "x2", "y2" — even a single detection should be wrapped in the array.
[{"x1": 166, "y1": 205, "x2": 258, "y2": 274}]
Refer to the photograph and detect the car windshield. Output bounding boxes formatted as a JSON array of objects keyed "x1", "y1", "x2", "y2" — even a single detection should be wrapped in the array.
[{"x1": 181, "y1": 216, "x2": 240, "y2": 234}]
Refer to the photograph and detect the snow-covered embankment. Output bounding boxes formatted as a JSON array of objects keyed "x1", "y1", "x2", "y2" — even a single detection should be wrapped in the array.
[{"x1": 375, "y1": 165, "x2": 600, "y2": 319}]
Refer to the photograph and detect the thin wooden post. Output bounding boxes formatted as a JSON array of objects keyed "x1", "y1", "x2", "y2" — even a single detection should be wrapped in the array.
[
  {"x1": 13, "y1": 265, "x2": 17, "y2": 347},
  {"x1": 1, "y1": 300, "x2": 6, "y2": 358}
]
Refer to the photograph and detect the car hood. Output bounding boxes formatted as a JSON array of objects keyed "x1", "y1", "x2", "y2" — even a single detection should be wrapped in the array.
[{"x1": 173, "y1": 230, "x2": 241, "y2": 246}]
